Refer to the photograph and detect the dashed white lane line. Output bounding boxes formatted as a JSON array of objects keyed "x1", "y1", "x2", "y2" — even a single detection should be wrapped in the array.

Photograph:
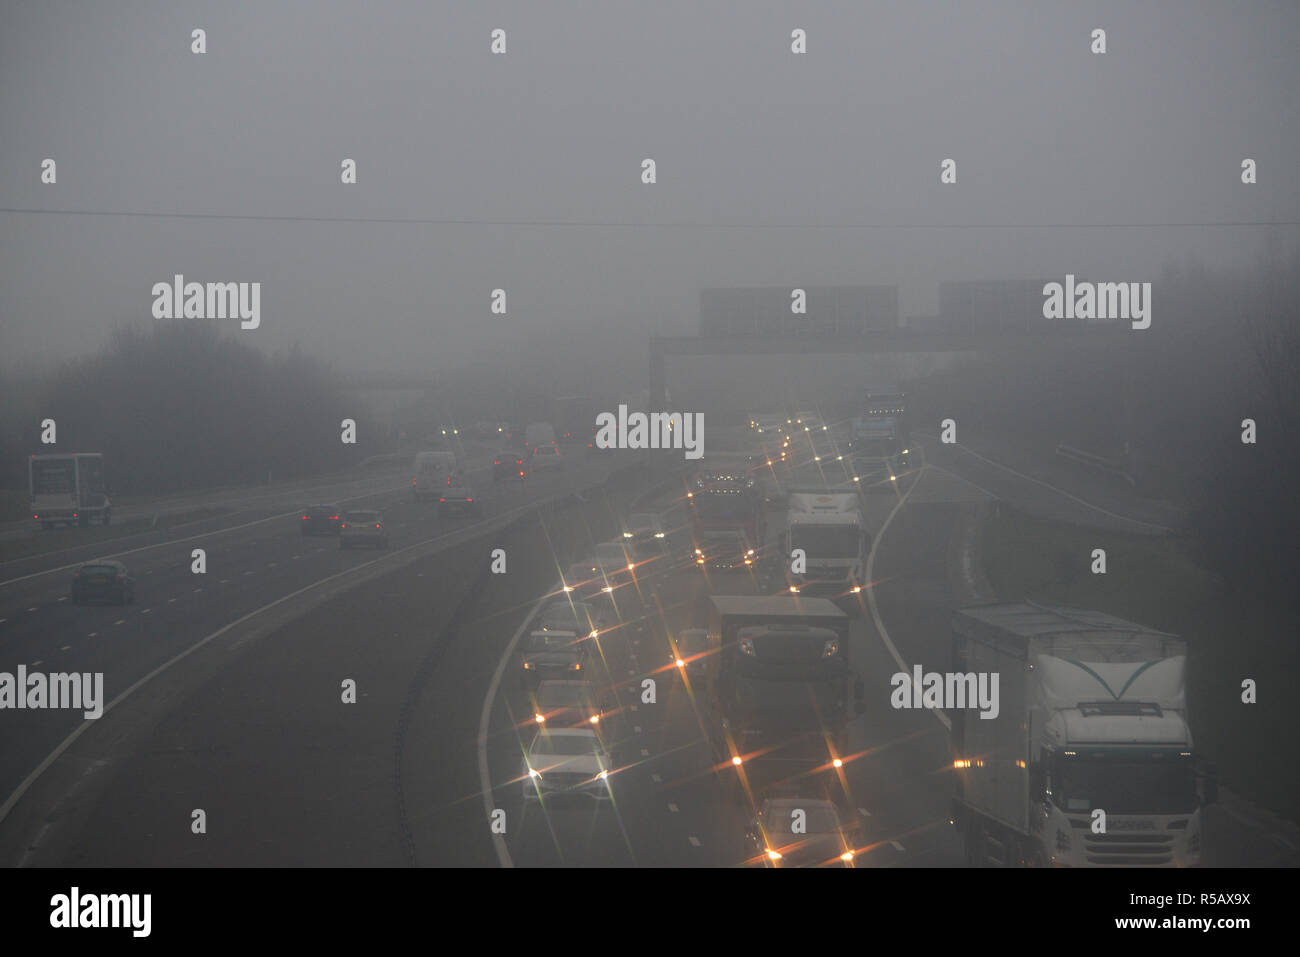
[
  {"x1": 268, "y1": 562, "x2": 277, "y2": 568},
  {"x1": 243, "y1": 571, "x2": 255, "y2": 576},
  {"x1": 26, "y1": 607, "x2": 37, "y2": 613},
  {"x1": 57, "y1": 597, "x2": 68, "y2": 603},
  {"x1": 0, "y1": 619, "x2": 6, "y2": 624},
  {"x1": 291, "y1": 555, "x2": 300, "y2": 560},
  {"x1": 141, "y1": 609, "x2": 151, "y2": 614},
  {"x1": 668, "y1": 803, "x2": 679, "y2": 813},
  {"x1": 193, "y1": 588, "x2": 203, "y2": 593},
  {"x1": 167, "y1": 597, "x2": 177, "y2": 603},
  {"x1": 858, "y1": 807, "x2": 872, "y2": 817},
  {"x1": 641, "y1": 749, "x2": 650, "y2": 757},
  {"x1": 59, "y1": 645, "x2": 70, "y2": 652},
  {"x1": 890, "y1": 840, "x2": 905, "y2": 852},
  {"x1": 688, "y1": 836, "x2": 701, "y2": 847},
  {"x1": 87, "y1": 633, "x2": 97, "y2": 638},
  {"x1": 30, "y1": 660, "x2": 42, "y2": 667},
  {"x1": 651, "y1": 773, "x2": 662, "y2": 783},
  {"x1": 113, "y1": 620, "x2": 125, "y2": 626}
]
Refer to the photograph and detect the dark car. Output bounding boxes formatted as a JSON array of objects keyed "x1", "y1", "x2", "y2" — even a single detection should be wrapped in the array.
[
  {"x1": 438, "y1": 486, "x2": 483, "y2": 518},
  {"x1": 530, "y1": 680, "x2": 618, "y2": 736},
  {"x1": 493, "y1": 451, "x2": 526, "y2": 482},
  {"x1": 71, "y1": 560, "x2": 135, "y2": 606},
  {"x1": 301, "y1": 504, "x2": 343, "y2": 536}
]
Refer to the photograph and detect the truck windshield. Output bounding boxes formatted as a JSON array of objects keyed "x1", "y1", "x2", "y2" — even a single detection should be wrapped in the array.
[
  {"x1": 725, "y1": 675, "x2": 846, "y2": 730},
  {"x1": 695, "y1": 493, "x2": 755, "y2": 521},
  {"x1": 1053, "y1": 752, "x2": 1197, "y2": 815},
  {"x1": 789, "y1": 526, "x2": 862, "y2": 558}
]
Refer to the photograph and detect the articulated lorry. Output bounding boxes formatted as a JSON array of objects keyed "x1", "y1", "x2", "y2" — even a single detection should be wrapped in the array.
[
  {"x1": 702, "y1": 596, "x2": 865, "y2": 805},
  {"x1": 29, "y1": 452, "x2": 112, "y2": 528},
  {"x1": 766, "y1": 489, "x2": 870, "y2": 611},
  {"x1": 949, "y1": 601, "x2": 1215, "y2": 867}
]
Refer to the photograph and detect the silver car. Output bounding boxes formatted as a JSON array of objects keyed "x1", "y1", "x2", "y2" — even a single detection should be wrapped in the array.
[
  {"x1": 522, "y1": 728, "x2": 615, "y2": 803},
  {"x1": 339, "y1": 510, "x2": 388, "y2": 549}
]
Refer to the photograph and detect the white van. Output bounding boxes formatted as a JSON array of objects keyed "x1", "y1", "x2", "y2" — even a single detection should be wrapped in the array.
[{"x1": 412, "y1": 451, "x2": 458, "y2": 500}]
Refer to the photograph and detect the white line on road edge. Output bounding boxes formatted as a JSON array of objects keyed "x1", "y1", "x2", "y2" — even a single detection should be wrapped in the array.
[
  {"x1": 477, "y1": 579, "x2": 558, "y2": 869},
  {"x1": 0, "y1": 506, "x2": 532, "y2": 840},
  {"x1": 864, "y1": 467, "x2": 951, "y2": 733}
]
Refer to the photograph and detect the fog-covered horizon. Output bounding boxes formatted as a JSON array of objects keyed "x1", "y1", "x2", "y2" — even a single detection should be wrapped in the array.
[{"x1": 3, "y1": 0, "x2": 1297, "y2": 374}]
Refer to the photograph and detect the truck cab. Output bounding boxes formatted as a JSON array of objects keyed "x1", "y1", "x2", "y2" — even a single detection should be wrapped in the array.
[{"x1": 771, "y1": 489, "x2": 870, "y2": 610}]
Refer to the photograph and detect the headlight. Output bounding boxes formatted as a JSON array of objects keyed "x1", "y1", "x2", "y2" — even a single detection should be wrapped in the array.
[
  {"x1": 522, "y1": 661, "x2": 533, "y2": 670},
  {"x1": 731, "y1": 756, "x2": 743, "y2": 766},
  {"x1": 739, "y1": 637, "x2": 755, "y2": 656},
  {"x1": 590, "y1": 715, "x2": 600, "y2": 724},
  {"x1": 571, "y1": 662, "x2": 583, "y2": 670},
  {"x1": 589, "y1": 630, "x2": 599, "y2": 639},
  {"x1": 597, "y1": 770, "x2": 609, "y2": 780},
  {"x1": 823, "y1": 640, "x2": 839, "y2": 657},
  {"x1": 851, "y1": 585, "x2": 861, "y2": 594},
  {"x1": 840, "y1": 851, "x2": 854, "y2": 862},
  {"x1": 654, "y1": 532, "x2": 665, "y2": 539},
  {"x1": 675, "y1": 658, "x2": 686, "y2": 668},
  {"x1": 528, "y1": 768, "x2": 541, "y2": 779},
  {"x1": 789, "y1": 585, "x2": 799, "y2": 593},
  {"x1": 534, "y1": 714, "x2": 545, "y2": 723},
  {"x1": 767, "y1": 849, "x2": 782, "y2": 861},
  {"x1": 623, "y1": 532, "x2": 633, "y2": 538}
]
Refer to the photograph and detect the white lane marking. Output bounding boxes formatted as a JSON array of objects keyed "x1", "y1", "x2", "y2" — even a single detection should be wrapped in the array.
[
  {"x1": 57, "y1": 597, "x2": 68, "y2": 603},
  {"x1": 0, "y1": 619, "x2": 6, "y2": 624},
  {"x1": 193, "y1": 588, "x2": 202, "y2": 594},
  {"x1": 268, "y1": 562, "x2": 277, "y2": 568},
  {"x1": 641, "y1": 749, "x2": 650, "y2": 757},
  {"x1": 688, "y1": 836, "x2": 701, "y2": 847},
  {"x1": 939, "y1": 437, "x2": 1173, "y2": 533},
  {"x1": 0, "y1": 482, "x2": 409, "y2": 587},
  {"x1": 292, "y1": 555, "x2": 300, "y2": 560},
  {"x1": 141, "y1": 609, "x2": 151, "y2": 614},
  {"x1": 59, "y1": 646, "x2": 70, "y2": 652},
  {"x1": 651, "y1": 773, "x2": 661, "y2": 783},
  {"x1": 87, "y1": 633, "x2": 96, "y2": 638},
  {"x1": 167, "y1": 598, "x2": 177, "y2": 603},
  {"x1": 668, "y1": 803, "x2": 679, "y2": 812},
  {"x1": 26, "y1": 607, "x2": 36, "y2": 612},
  {"x1": 629, "y1": 705, "x2": 638, "y2": 711},
  {"x1": 1, "y1": 517, "x2": 488, "y2": 833},
  {"x1": 114, "y1": 620, "x2": 124, "y2": 626},
  {"x1": 890, "y1": 840, "x2": 905, "y2": 852},
  {"x1": 477, "y1": 579, "x2": 559, "y2": 870},
  {"x1": 858, "y1": 807, "x2": 872, "y2": 817},
  {"x1": 30, "y1": 660, "x2": 41, "y2": 667},
  {"x1": 865, "y1": 466, "x2": 951, "y2": 733},
  {"x1": 243, "y1": 571, "x2": 255, "y2": 576}
]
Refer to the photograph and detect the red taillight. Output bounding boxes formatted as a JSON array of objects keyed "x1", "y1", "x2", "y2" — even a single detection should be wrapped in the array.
[
  {"x1": 494, "y1": 460, "x2": 500, "y2": 465},
  {"x1": 439, "y1": 497, "x2": 446, "y2": 502},
  {"x1": 330, "y1": 515, "x2": 339, "y2": 520},
  {"x1": 340, "y1": 524, "x2": 347, "y2": 529},
  {"x1": 302, "y1": 515, "x2": 309, "y2": 520},
  {"x1": 466, "y1": 498, "x2": 473, "y2": 503},
  {"x1": 519, "y1": 471, "x2": 525, "y2": 476},
  {"x1": 412, "y1": 478, "x2": 417, "y2": 485},
  {"x1": 375, "y1": 524, "x2": 381, "y2": 528}
]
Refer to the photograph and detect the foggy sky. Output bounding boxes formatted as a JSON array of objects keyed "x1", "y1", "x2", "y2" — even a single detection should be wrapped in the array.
[{"x1": 2, "y1": 0, "x2": 1297, "y2": 374}]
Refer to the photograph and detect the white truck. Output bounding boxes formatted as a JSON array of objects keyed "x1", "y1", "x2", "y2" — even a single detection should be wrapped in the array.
[
  {"x1": 767, "y1": 488, "x2": 869, "y2": 610},
  {"x1": 950, "y1": 601, "x2": 1216, "y2": 867},
  {"x1": 411, "y1": 450, "x2": 459, "y2": 500},
  {"x1": 29, "y1": 452, "x2": 112, "y2": 528}
]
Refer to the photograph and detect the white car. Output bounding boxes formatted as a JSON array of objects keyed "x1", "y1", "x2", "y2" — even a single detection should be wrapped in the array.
[
  {"x1": 522, "y1": 728, "x2": 615, "y2": 802},
  {"x1": 747, "y1": 797, "x2": 860, "y2": 867}
]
